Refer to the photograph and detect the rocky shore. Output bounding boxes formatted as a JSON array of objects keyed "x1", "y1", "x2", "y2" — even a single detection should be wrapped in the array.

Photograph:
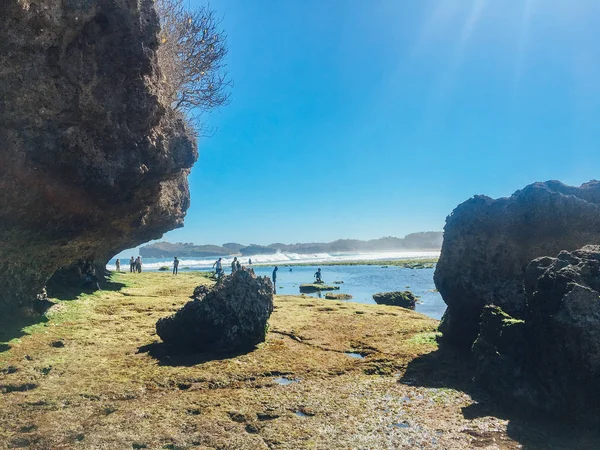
[{"x1": 2, "y1": 272, "x2": 598, "y2": 448}]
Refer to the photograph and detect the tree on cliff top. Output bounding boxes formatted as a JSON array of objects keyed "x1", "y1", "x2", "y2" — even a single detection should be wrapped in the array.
[{"x1": 155, "y1": 0, "x2": 230, "y2": 122}]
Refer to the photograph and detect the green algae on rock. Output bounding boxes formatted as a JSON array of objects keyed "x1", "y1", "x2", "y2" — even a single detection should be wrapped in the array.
[{"x1": 299, "y1": 284, "x2": 340, "y2": 293}]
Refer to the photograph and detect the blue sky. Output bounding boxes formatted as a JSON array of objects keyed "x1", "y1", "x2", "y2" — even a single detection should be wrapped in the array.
[{"x1": 130, "y1": 0, "x2": 600, "y2": 252}]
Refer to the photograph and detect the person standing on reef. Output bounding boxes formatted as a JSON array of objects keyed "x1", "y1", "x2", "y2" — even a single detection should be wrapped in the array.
[
  {"x1": 272, "y1": 266, "x2": 278, "y2": 284},
  {"x1": 136, "y1": 256, "x2": 142, "y2": 273},
  {"x1": 314, "y1": 268, "x2": 322, "y2": 283},
  {"x1": 231, "y1": 257, "x2": 238, "y2": 274},
  {"x1": 173, "y1": 256, "x2": 179, "y2": 275},
  {"x1": 236, "y1": 259, "x2": 242, "y2": 272},
  {"x1": 115, "y1": 259, "x2": 120, "y2": 272},
  {"x1": 213, "y1": 257, "x2": 223, "y2": 278},
  {"x1": 129, "y1": 256, "x2": 135, "y2": 273},
  {"x1": 249, "y1": 258, "x2": 252, "y2": 265}
]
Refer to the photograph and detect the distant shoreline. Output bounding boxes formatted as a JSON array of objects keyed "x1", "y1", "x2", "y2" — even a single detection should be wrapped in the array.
[{"x1": 251, "y1": 258, "x2": 438, "y2": 268}]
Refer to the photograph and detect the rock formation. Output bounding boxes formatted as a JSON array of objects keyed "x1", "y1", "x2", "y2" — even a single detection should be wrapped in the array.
[
  {"x1": 473, "y1": 246, "x2": 600, "y2": 422},
  {"x1": 156, "y1": 270, "x2": 274, "y2": 352},
  {"x1": 373, "y1": 291, "x2": 417, "y2": 309},
  {"x1": 0, "y1": 0, "x2": 197, "y2": 311},
  {"x1": 434, "y1": 180, "x2": 600, "y2": 347},
  {"x1": 299, "y1": 284, "x2": 340, "y2": 293}
]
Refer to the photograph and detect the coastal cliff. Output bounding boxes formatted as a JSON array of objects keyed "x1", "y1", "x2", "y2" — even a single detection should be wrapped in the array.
[{"x1": 0, "y1": 0, "x2": 197, "y2": 311}]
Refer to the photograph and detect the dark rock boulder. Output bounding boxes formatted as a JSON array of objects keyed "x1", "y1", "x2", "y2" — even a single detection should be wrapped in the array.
[
  {"x1": 373, "y1": 291, "x2": 417, "y2": 309},
  {"x1": 472, "y1": 305, "x2": 531, "y2": 404},
  {"x1": 0, "y1": 0, "x2": 197, "y2": 311},
  {"x1": 434, "y1": 180, "x2": 600, "y2": 347},
  {"x1": 156, "y1": 269, "x2": 274, "y2": 353},
  {"x1": 473, "y1": 246, "x2": 600, "y2": 422}
]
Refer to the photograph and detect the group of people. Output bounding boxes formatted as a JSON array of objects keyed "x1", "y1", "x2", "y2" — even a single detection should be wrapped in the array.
[
  {"x1": 115, "y1": 256, "x2": 143, "y2": 273},
  {"x1": 212, "y1": 256, "x2": 243, "y2": 278},
  {"x1": 114, "y1": 256, "x2": 324, "y2": 286}
]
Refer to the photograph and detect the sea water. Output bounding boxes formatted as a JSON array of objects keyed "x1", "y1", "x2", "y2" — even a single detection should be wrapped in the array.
[{"x1": 106, "y1": 251, "x2": 445, "y2": 320}]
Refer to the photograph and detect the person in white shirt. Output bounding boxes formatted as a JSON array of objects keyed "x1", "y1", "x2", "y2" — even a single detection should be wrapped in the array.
[{"x1": 213, "y1": 257, "x2": 223, "y2": 278}]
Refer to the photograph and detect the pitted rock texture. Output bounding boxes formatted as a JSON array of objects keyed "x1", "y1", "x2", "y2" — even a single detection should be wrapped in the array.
[
  {"x1": 473, "y1": 246, "x2": 600, "y2": 422},
  {"x1": 0, "y1": 0, "x2": 197, "y2": 310},
  {"x1": 434, "y1": 180, "x2": 600, "y2": 347},
  {"x1": 156, "y1": 270, "x2": 274, "y2": 352}
]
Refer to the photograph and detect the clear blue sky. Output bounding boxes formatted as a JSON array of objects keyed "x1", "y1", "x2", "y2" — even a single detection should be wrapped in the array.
[{"x1": 140, "y1": 0, "x2": 600, "y2": 251}]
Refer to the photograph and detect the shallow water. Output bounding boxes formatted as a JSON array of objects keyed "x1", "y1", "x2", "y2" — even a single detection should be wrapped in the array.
[
  {"x1": 107, "y1": 258, "x2": 446, "y2": 321},
  {"x1": 252, "y1": 265, "x2": 445, "y2": 320},
  {"x1": 273, "y1": 377, "x2": 299, "y2": 386}
]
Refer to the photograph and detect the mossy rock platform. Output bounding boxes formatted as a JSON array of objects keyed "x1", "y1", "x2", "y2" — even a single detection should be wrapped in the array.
[
  {"x1": 1, "y1": 272, "x2": 595, "y2": 449},
  {"x1": 325, "y1": 293, "x2": 353, "y2": 300},
  {"x1": 299, "y1": 283, "x2": 340, "y2": 293}
]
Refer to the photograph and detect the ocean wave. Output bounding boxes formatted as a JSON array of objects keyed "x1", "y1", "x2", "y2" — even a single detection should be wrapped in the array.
[{"x1": 108, "y1": 251, "x2": 440, "y2": 270}]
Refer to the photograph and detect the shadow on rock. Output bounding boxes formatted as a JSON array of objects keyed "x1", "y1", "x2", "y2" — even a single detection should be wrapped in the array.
[
  {"x1": 137, "y1": 341, "x2": 255, "y2": 367},
  {"x1": 401, "y1": 345, "x2": 600, "y2": 449}
]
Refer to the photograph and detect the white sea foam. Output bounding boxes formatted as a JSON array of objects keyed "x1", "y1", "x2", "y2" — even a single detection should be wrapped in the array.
[{"x1": 112, "y1": 251, "x2": 440, "y2": 270}]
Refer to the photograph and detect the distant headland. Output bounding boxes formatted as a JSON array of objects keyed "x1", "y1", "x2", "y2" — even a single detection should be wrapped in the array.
[{"x1": 139, "y1": 232, "x2": 443, "y2": 258}]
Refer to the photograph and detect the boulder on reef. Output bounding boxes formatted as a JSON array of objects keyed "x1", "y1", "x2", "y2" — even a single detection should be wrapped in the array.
[
  {"x1": 473, "y1": 246, "x2": 600, "y2": 423},
  {"x1": 434, "y1": 180, "x2": 600, "y2": 347},
  {"x1": 299, "y1": 284, "x2": 340, "y2": 293},
  {"x1": 0, "y1": 0, "x2": 197, "y2": 311},
  {"x1": 156, "y1": 269, "x2": 274, "y2": 353},
  {"x1": 373, "y1": 291, "x2": 417, "y2": 309}
]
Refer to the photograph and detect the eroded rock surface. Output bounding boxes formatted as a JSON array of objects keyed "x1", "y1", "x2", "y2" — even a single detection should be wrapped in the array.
[
  {"x1": 434, "y1": 180, "x2": 600, "y2": 347},
  {"x1": 156, "y1": 270, "x2": 274, "y2": 352},
  {"x1": 473, "y1": 246, "x2": 600, "y2": 422},
  {"x1": 0, "y1": 0, "x2": 197, "y2": 310}
]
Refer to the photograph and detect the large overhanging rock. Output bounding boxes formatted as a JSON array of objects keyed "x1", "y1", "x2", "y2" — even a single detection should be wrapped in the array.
[
  {"x1": 0, "y1": 0, "x2": 197, "y2": 310},
  {"x1": 434, "y1": 180, "x2": 600, "y2": 347},
  {"x1": 473, "y1": 246, "x2": 600, "y2": 423},
  {"x1": 156, "y1": 270, "x2": 274, "y2": 353}
]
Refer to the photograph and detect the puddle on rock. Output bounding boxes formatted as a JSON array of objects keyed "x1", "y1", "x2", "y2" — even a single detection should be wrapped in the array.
[
  {"x1": 295, "y1": 411, "x2": 307, "y2": 417},
  {"x1": 273, "y1": 377, "x2": 299, "y2": 386},
  {"x1": 345, "y1": 352, "x2": 365, "y2": 359},
  {"x1": 391, "y1": 421, "x2": 410, "y2": 429}
]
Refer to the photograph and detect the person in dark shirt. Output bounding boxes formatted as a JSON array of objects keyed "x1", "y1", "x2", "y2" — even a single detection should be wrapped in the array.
[
  {"x1": 314, "y1": 268, "x2": 322, "y2": 283},
  {"x1": 173, "y1": 256, "x2": 179, "y2": 275}
]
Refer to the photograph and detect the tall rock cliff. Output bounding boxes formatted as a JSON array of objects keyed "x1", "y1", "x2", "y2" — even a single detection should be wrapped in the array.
[{"x1": 0, "y1": 0, "x2": 197, "y2": 310}]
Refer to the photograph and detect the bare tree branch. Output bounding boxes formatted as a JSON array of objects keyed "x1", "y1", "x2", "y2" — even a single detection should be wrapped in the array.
[{"x1": 155, "y1": 0, "x2": 231, "y2": 129}]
